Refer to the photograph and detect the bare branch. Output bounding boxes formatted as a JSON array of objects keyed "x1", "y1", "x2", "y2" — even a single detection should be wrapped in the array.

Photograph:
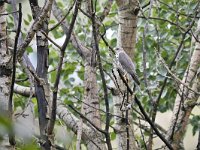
[
  {"x1": 14, "y1": 84, "x2": 35, "y2": 97},
  {"x1": 91, "y1": 1, "x2": 112, "y2": 149},
  {"x1": 68, "y1": 105, "x2": 107, "y2": 134},
  {"x1": 40, "y1": 30, "x2": 61, "y2": 50},
  {"x1": 117, "y1": 69, "x2": 173, "y2": 150},
  {"x1": 49, "y1": 1, "x2": 75, "y2": 31},
  {"x1": 8, "y1": 3, "x2": 22, "y2": 146},
  {"x1": 52, "y1": 1, "x2": 90, "y2": 59},
  {"x1": 156, "y1": 50, "x2": 200, "y2": 95},
  {"x1": 17, "y1": 0, "x2": 53, "y2": 61},
  {"x1": 48, "y1": 0, "x2": 81, "y2": 135}
]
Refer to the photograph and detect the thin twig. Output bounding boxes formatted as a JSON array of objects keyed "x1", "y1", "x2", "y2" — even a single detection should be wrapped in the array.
[
  {"x1": 139, "y1": 16, "x2": 185, "y2": 31},
  {"x1": 79, "y1": 98, "x2": 125, "y2": 119},
  {"x1": 138, "y1": 118, "x2": 147, "y2": 150},
  {"x1": 156, "y1": 50, "x2": 200, "y2": 95},
  {"x1": 117, "y1": 69, "x2": 173, "y2": 150},
  {"x1": 100, "y1": 34, "x2": 115, "y2": 55},
  {"x1": 8, "y1": 3, "x2": 22, "y2": 146},
  {"x1": 40, "y1": 30, "x2": 62, "y2": 49},
  {"x1": 91, "y1": 1, "x2": 112, "y2": 149},
  {"x1": 0, "y1": 10, "x2": 18, "y2": 15},
  {"x1": 78, "y1": 7, "x2": 91, "y2": 18},
  {"x1": 68, "y1": 105, "x2": 107, "y2": 134},
  {"x1": 49, "y1": 1, "x2": 75, "y2": 31},
  {"x1": 126, "y1": 89, "x2": 129, "y2": 150},
  {"x1": 48, "y1": 0, "x2": 81, "y2": 135}
]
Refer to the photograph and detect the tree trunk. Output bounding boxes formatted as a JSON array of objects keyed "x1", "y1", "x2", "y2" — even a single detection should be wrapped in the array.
[
  {"x1": 113, "y1": 0, "x2": 139, "y2": 149},
  {"x1": 29, "y1": 1, "x2": 52, "y2": 149},
  {"x1": 0, "y1": 2, "x2": 14, "y2": 150},
  {"x1": 83, "y1": 63, "x2": 101, "y2": 127},
  {"x1": 52, "y1": 2, "x2": 104, "y2": 149},
  {"x1": 166, "y1": 19, "x2": 200, "y2": 150}
]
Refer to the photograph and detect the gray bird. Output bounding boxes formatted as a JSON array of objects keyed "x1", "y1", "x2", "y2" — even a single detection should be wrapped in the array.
[{"x1": 115, "y1": 47, "x2": 140, "y2": 85}]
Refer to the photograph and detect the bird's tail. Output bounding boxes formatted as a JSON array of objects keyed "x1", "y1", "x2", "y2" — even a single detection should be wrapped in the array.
[{"x1": 131, "y1": 74, "x2": 140, "y2": 85}]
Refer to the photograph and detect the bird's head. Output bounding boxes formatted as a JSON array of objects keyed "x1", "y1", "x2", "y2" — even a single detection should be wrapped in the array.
[{"x1": 114, "y1": 47, "x2": 123, "y2": 52}]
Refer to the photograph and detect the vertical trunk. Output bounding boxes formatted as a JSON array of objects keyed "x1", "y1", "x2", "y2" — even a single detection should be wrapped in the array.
[
  {"x1": 116, "y1": 0, "x2": 138, "y2": 56},
  {"x1": 0, "y1": 2, "x2": 14, "y2": 149},
  {"x1": 114, "y1": 0, "x2": 139, "y2": 149},
  {"x1": 83, "y1": 63, "x2": 101, "y2": 128},
  {"x1": 29, "y1": 1, "x2": 51, "y2": 149},
  {"x1": 82, "y1": 62, "x2": 103, "y2": 150},
  {"x1": 166, "y1": 38, "x2": 200, "y2": 149},
  {"x1": 0, "y1": 2, "x2": 11, "y2": 115},
  {"x1": 82, "y1": 47, "x2": 103, "y2": 150},
  {"x1": 81, "y1": 1, "x2": 103, "y2": 149},
  {"x1": 52, "y1": 1, "x2": 104, "y2": 149},
  {"x1": 35, "y1": 28, "x2": 51, "y2": 149}
]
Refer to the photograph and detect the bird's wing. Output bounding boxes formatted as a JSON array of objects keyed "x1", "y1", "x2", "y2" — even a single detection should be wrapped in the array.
[
  {"x1": 118, "y1": 51, "x2": 140, "y2": 85},
  {"x1": 118, "y1": 51, "x2": 135, "y2": 73}
]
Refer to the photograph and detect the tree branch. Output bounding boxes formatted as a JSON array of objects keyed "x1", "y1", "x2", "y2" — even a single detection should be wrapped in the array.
[
  {"x1": 91, "y1": 1, "x2": 112, "y2": 149},
  {"x1": 8, "y1": 3, "x2": 22, "y2": 146},
  {"x1": 117, "y1": 69, "x2": 173, "y2": 150},
  {"x1": 52, "y1": 1, "x2": 90, "y2": 60},
  {"x1": 57, "y1": 103, "x2": 104, "y2": 149},
  {"x1": 17, "y1": 0, "x2": 53, "y2": 61},
  {"x1": 49, "y1": 1, "x2": 75, "y2": 31},
  {"x1": 48, "y1": 0, "x2": 81, "y2": 135},
  {"x1": 68, "y1": 105, "x2": 107, "y2": 134}
]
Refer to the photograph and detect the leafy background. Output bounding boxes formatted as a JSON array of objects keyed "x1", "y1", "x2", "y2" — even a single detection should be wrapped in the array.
[{"x1": 2, "y1": 0, "x2": 199, "y2": 149}]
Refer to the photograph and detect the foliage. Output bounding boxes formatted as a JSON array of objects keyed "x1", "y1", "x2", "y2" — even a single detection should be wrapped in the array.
[
  {"x1": 190, "y1": 115, "x2": 200, "y2": 136},
  {"x1": 3, "y1": 0, "x2": 199, "y2": 149}
]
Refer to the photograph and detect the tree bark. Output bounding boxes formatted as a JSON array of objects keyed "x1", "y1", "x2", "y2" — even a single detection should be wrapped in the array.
[
  {"x1": 113, "y1": 0, "x2": 139, "y2": 149},
  {"x1": 83, "y1": 63, "x2": 101, "y2": 128},
  {"x1": 57, "y1": 103, "x2": 105, "y2": 149},
  {"x1": 29, "y1": 1, "x2": 52, "y2": 149},
  {"x1": 52, "y1": 2, "x2": 104, "y2": 149},
  {"x1": 0, "y1": 2, "x2": 14, "y2": 150},
  {"x1": 166, "y1": 19, "x2": 200, "y2": 150}
]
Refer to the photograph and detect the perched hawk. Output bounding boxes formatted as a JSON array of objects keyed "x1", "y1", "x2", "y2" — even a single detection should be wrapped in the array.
[{"x1": 115, "y1": 47, "x2": 140, "y2": 85}]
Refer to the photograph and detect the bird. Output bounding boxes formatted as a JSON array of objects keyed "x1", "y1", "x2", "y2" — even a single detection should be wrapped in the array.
[{"x1": 115, "y1": 47, "x2": 140, "y2": 85}]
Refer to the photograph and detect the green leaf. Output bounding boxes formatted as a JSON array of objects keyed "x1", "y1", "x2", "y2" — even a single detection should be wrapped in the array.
[
  {"x1": 190, "y1": 115, "x2": 200, "y2": 136},
  {"x1": 50, "y1": 71, "x2": 56, "y2": 83},
  {"x1": 64, "y1": 99, "x2": 73, "y2": 105},
  {"x1": 26, "y1": 46, "x2": 33, "y2": 53},
  {"x1": 17, "y1": 141, "x2": 40, "y2": 150},
  {"x1": 161, "y1": 50, "x2": 168, "y2": 59},
  {"x1": 23, "y1": 19, "x2": 29, "y2": 26},
  {"x1": 49, "y1": 20, "x2": 56, "y2": 24},
  {"x1": 77, "y1": 67, "x2": 84, "y2": 80},
  {"x1": 110, "y1": 132, "x2": 116, "y2": 140},
  {"x1": 27, "y1": 14, "x2": 32, "y2": 22},
  {"x1": 57, "y1": 1, "x2": 64, "y2": 8}
]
